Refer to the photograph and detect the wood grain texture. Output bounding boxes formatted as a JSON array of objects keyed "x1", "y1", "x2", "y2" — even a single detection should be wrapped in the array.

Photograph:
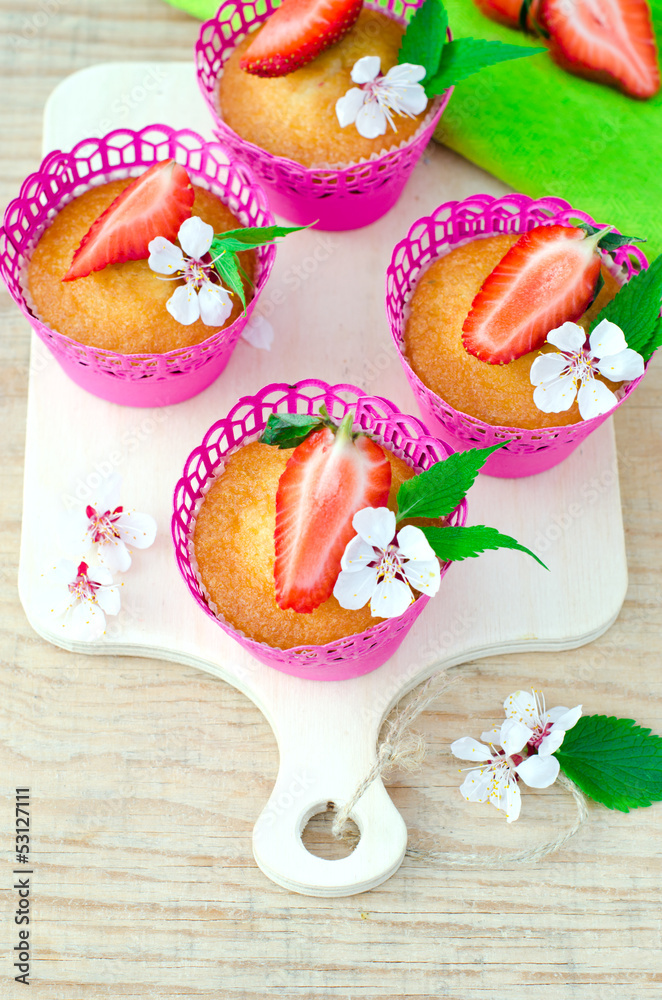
[{"x1": 1, "y1": 1, "x2": 662, "y2": 997}]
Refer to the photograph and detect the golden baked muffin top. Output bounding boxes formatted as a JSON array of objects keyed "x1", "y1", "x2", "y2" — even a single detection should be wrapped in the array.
[
  {"x1": 193, "y1": 439, "x2": 417, "y2": 649},
  {"x1": 403, "y1": 233, "x2": 622, "y2": 430},
  {"x1": 218, "y1": 9, "x2": 428, "y2": 167},
  {"x1": 27, "y1": 180, "x2": 255, "y2": 355}
]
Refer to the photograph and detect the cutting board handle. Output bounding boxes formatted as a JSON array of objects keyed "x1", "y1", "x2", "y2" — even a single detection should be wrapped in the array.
[{"x1": 251, "y1": 690, "x2": 408, "y2": 897}]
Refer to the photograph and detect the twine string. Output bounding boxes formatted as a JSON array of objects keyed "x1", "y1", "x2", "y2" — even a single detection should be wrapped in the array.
[{"x1": 332, "y1": 669, "x2": 589, "y2": 863}]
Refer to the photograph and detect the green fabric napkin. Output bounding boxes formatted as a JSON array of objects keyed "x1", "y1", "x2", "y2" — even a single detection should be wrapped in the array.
[
  {"x1": 436, "y1": 0, "x2": 662, "y2": 259},
  {"x1": 164, "y1": 0, "x2": 662, "y2": 257}
]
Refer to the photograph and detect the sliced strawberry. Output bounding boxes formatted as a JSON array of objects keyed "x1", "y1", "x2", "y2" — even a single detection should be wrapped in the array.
[
  {"x1": 462, "y1": 225, "x2": 604, "y2": 365},
  {"x1": 240, "y1": 0, "x2": 363, "y2": 78},
  {"x1": 473, "y1": 0, "x2": 538, "y2": 31},
  {"x1": 274, "y1": 414, "x2": 391, "y2": 613},
  {"x1": 539, "y1": 0, "x2": 660, "y2": 99},
  {"x1": 63, "y1": 159, "x2": 194, "y2": 281}
]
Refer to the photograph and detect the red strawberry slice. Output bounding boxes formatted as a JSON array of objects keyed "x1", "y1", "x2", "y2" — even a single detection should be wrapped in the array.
[
  {"x1": 539, "y1": 0, "x2": 660, "y2": 99},
  {"x1": 63, "y1": 159, "x2": 194, "y2": 281},
  {"x1": 274, "y1": 415, "x2": 391, "y2": 613},
  {"x1": 240, "y1": 0, "x2": 363, "y2": 78},
  {"x1": 462, "y1": 225, "x2": 604, "y2": 365}
]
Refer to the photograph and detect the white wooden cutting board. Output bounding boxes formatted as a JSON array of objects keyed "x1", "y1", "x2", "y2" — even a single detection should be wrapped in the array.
[{"x1": 17, "y1": 62, "x2": 627, "y2": 897}]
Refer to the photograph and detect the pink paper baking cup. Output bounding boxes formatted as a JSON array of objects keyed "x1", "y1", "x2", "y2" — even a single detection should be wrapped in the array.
[
  {"x1": 386, "y1": 192, "x2": 649, "y2": 478},
  {"x1": 195, "y1": 0, "x2": 453, "y2": 231},
  {"x1": 0, "y1": 125, "x2": 276, "y2": 407},
  {"x1": 172, "y1": 379, "x2": 466, "y2": 681}
]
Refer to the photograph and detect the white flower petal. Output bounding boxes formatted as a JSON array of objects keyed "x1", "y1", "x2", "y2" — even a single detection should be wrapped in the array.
[
  {"x1": 370, "y1": 575, "x2": 413, "y2": 618},
  {"x1": 115, "y1": 512, "x2": 157, "y2": 550},
  {"x1": 198, "y1": 279, "x2": 233, "y2": 327},
  {"x1": 402, "y1": 557, "x2": 441, "y2": 597},
  {"x1": 548, "y1": 704, "x2": 582, "y2": 731},
  {"x1": 588, "y1": 318, "x2": 628, "y2": 359},
  {"x1": 333, "y1": 565, "x2": 379, "y2": 610},
  {"x1": 336, "y1": 88, "x2": 366, "y2": 128},
  {"x1": 178, "y1": 215, "x2": 214, "y2": 259},
  {"x1": 451, "y1": 737, "x2": 493, "y2": 762},
  {"x1": 500, "y1": 778, "x2": 522, "y2": 823},
  {"x1": 34, "y1": 581, "x2": 73, "y2": 621},
  {"x1": 504, "y1": 690, "x2": 537, "y2": 724},
  {"x1": 340, "y1": 534, "x2": 376, "y2": 572},
  {"x1": 538, "y1": 730, "x2": 566, "y2": 756},
  {"x1": 547, "y1": 321, "x2": 587, "y2": 354},
  {"x1": 57, "y1": 509, "x2": 93, "y2": 558},
  {"x1": 383, "y1": 62, "x2": 427, "y2": 85},
  {"x1": 148, "y1": 237, "x2": 186, "y2": 275},
  {"x1": 351, "y1": 55, "x2": 381, "y2": 84},
  {"x1": 530, "y1": 352, "x2": 570, "y2": 386},
  {"x1": 480, "y1": 726, "x2": 502, "y2": 745},
  {"x1": 95, "y1": 584, "x2": 121, "y2": 617},
  {"x1": 355, "y1": 100, "x2": 388, "y2": 139},
  {"x1": 577, "y1": 376, "x2": 618, "y2": 420},
  {"x1": 516, "y1": 753, "x2": 560, "y2": 788},
  {"x1": 533, "y1": 373, "x2": 578, "y2": 414},
  {"x1": 499, "y1": 718, "x2": 533, "y2": 755},
  {"x1": 595, "y1": 347, "x2": 645, "y2": 382},
  {"x1": 396, "y1": 524, "x2": 436, "y2": 562},
  {"x1": 97, "y1": 539, "x2": 132, "y2": 574},
  {"x1": 352, "y1": 507, "x2": 395, "y2": 550},
  {"x1": 241, "y1": 313, "x2": 274, "y2": 351},
  {"x1": 69, "y1": 601, "x2": 107, "y2": 642},
  {"x1": 395, "y1": 84, "x2": 429, "y2": 116},
  {"x1": 459, "y1": 768, "x2": 492, "y2": 803},
  {"x1": 86, "y1": 564, "x2": 114, "y2": 587},
  {"x1": 167, "y1": 283, "x2": 200, "y2": 325}
]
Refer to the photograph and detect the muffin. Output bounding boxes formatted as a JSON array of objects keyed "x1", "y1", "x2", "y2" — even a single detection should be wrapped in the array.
[
  {"x1": 403, "y1": 232, "x2": 623, "y2": 430},
  {"x1": 0, "y1": 126, "x2": 275, "y2": 406},
  {"x1": 218, "y1": 8, "x2": 427, "y2": 168},
  {"x1": 196, "y1": 0, "x2": 452, "y2": 229},
  {"x1": 386, "y1": 193, "x2": 649, "y2": 477},
  {"x1": 193, "y1": 439, "x2": 418, "y2": 649},
  {"x1": 27, "y1": 179, "x2": 255, "y2": 355}
]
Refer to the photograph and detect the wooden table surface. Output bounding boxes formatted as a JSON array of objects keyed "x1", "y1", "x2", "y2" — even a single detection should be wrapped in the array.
[{"x1": 1, "y1": 2, "x2": 661, "y2": 998}]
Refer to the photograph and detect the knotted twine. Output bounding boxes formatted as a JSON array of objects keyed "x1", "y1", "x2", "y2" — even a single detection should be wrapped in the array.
[{"x1": 331, "y1": 667, "x2": 589, "y2": 864}]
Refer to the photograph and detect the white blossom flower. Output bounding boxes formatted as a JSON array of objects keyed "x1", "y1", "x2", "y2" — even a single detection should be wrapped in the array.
[
  {"x1": 59, "y1": 476, "x2": 157, "y2": 574},
  {"x1": 35, "y1": 560, "x2": 121, "y2": 642},
  {"x1": 333, "y1": 506, "x2": 440, "y2": 619},
  {"x1": 148, "y1": 215, "x2": 234, "y2": 327},
  {"x1": 335, "y1": 56, "x2": 428, "y2": 139},
  {"x1": 530, "y1": 319, "x2": 644, "y2": 421},
  {"x1": 452, "y1": 689, "x2": 582, "y2": 822}
]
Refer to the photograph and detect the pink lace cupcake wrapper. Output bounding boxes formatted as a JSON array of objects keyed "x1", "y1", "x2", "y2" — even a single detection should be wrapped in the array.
[
  {"x1": 0, "y1": 125, "x2": 276, "y2": 405},
  {"x1": 172, "y1": 379, "x2": 466, "y2": 681},
  {"x1": 386, "y1": 192, "x2": 650, "y2": 477},
  {"x1": 195, "y1": 0, "x2": 453, "y2": 228}
]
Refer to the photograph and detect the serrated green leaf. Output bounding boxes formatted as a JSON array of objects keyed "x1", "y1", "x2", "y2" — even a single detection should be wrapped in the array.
[
  {"x1": 396, "y1": 443, "x2": 505, "y2": 521},
  {"x1": 420, "y1": 524, "x2": 547, "y2": 568},
  {"x1": 211, "y1": 247, "x2": 246, "y2": 311},
  {"x1": 554, "y1": 715, "x2": 662, "y2": 812},
  {"x1": 425, "y1": 37, "x2": 545, "y2": 96},
  {"x1": 214, "y1": 224, "x2": 308, "y2": 249},
  {"x1": 259, "y1": 413, "x2": 325, "y2": 449},
  {"x1": 398, "y1": 0, "x2": 448, "y2": 81},
  {"x1": 590, "y1": 252, "x2": 662, "y2": 363}
]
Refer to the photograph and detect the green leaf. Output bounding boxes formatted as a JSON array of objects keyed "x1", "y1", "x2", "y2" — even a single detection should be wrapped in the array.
[
  {"x1": 420, "y1": 524, "x2": 548, "y2": 568},
  {"x1": 396, "y1": 443, "x2": 505, "y2": 521},
  {"x1": 554, "y1": 715, "x2": 662, "y2": 812},
  {"x1": 259, "y1": 413, "x2": 326, "y2": 449},
  {"x1": 425, "y1": 38, "x2": 545, "y2": 96},
  {"x1": 398, "y1": 0, "x2": 448, "y2": 82},
  {"x1": 211, "y1": 246, "x2": 246, "y2": 311},
  {"x1": 577, "y1": 224, "x2": 646, "y2": 256},
  {"x1": 213, "y1": 224, "x2": 308, "y2": 249},
  {"x1": 590, "y1": 252, "x2": 662, "y2": 363}
]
